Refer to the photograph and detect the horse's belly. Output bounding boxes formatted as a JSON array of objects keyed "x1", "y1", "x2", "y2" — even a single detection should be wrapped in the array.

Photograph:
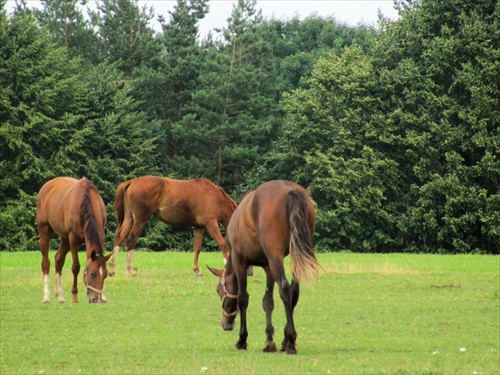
[{"x1": 154, "y1": 209, "x2": 195, "y2": 226}]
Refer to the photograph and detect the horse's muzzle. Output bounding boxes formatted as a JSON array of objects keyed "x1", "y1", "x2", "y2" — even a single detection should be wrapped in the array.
[
  {"x1": 221, "y1": 318, "x2": 235, "y2": 331},
  {"x1": 88, "y1": 292, "x2": 107, "y2": 303}
]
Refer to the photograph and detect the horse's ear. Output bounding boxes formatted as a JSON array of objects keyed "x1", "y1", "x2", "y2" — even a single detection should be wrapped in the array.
[
  {"x1": 207, "y1": 265, "x2": 222, "y2": 277},
  {"x1": 90, "y1": 249, "x2": 98, "y2": 261},
  {"x1": 104, "y1": 253, "x2": 113, "y2": 263}
]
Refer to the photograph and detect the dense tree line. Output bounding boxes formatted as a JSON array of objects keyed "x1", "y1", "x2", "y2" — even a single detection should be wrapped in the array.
[{"x1": 1, "y1": 0, "x2": 498, "y2": 254}]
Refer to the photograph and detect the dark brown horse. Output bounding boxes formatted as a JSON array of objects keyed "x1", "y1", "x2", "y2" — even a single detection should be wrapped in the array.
[
  {"x1": 110, "y1": 176, "x2": 237, "y2": 276},
  {"x1": 36, "y1": 177, "x2": 111, "y2": 304},
  {"x1": 208, "y1": 180, "x2": 320, "y2": 354}
]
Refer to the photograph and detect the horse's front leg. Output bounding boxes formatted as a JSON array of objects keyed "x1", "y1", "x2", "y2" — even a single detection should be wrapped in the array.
[
  {"x1": 69, "y1": 236, "x2": 81, "y2": 303},
  {"x1": 236, "y1": 271, "x2": 249, "y2": 351},
  {"x1": 54, "y1": 239, "x2": 70, "y2": 304},
  {"x1": 39, "y1": 225, "x2": 52, "y2": 304},
  {"x1": 262, "y1": 267, "x2": 277, "y2": 353}
]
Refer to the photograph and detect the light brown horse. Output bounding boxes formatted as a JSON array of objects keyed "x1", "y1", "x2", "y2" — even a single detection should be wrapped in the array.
[
  {"x1": 110, "y1": 176, "x2": 237, "y2": 276},
  {"x1": 36, "y1": 177, "x2": 111, "y2": 304},
  {"x1": 208, "y1": 180, "x2": 320, "y2": 355}
]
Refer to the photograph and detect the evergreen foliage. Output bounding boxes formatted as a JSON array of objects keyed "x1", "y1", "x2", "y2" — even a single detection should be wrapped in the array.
[{"x1": 1, "y1": 0, "x2": 497, "y2": 254}]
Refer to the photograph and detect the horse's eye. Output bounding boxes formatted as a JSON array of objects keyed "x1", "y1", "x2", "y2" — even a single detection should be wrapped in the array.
[{"x1": 91, "y1": 272, "x2": 96, "y2": 277}]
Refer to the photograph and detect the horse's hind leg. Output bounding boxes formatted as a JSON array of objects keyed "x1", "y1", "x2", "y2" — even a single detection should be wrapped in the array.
[
  {"x1": 39, "y1": 225, "x2": 52, "y2": 303},
  {"x1": 262, "y1": 266, "x2": 277, "y2": 353},
  {"x1": 290, "y1": 277, "x2": 300, "y2": 312},
  {"x1": 123, "y1": 221, "x2": 147, "y2": 277},
  {"x1": 110, "y1": 218, "x2": 133, "y2": 276},
  {"x1": 54, "y1": 238, "x2": 70, "y2": 303},
  {"x1": 269, "y1": 257, "x2": 298, "y2": 354},
  {"x1": 192, "y1": 227, "x2": 204, "y2": 276}
]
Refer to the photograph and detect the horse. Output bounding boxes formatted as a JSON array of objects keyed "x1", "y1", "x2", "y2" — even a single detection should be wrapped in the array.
[
  {"x1": 36, "y1": 177, "x2": 111, "y2": 304},
  {"x1": 110, "y1": 176, "x2": 238, "y2": 276},
  {"x1": 208, "y1": 180, "x2": 320, "y2": 355}
]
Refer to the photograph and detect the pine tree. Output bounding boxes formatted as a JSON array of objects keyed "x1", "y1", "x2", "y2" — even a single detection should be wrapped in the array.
[
  {"x1": 90, "y1": 0, "x2": 159, "y2": 75},
  {"x1": 34, "y1": 0, "x2": 100, "y2": 63}
]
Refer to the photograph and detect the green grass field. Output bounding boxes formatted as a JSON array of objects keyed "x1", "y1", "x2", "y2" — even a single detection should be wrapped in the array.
[{"x1": 1, "y1": 251, "x2": 499, "y2": 374}]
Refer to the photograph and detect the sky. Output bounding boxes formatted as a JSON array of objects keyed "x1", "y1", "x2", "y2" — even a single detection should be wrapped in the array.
[{"x1": 5, "y1": 1, "x2": 401, "y2": 37}]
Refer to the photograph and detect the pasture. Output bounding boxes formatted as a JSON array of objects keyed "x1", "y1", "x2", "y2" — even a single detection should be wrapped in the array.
[{"x1": 1, "y1": 251, "x2": 498, "y2": 374}]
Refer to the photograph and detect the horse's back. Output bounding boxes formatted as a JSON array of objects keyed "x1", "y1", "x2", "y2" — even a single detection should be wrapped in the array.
[
  {"x1": 37, "y1": 177, "x2": 104, "y2": 238},
  {"x1": 37, "y1": 177, "x2": 79, "y2": 228},
  {"x1": 122, "y1": 176, "x2": 235, "y2": 226},
  {"x1": 228, "y1": 181, "x2": 314, "y2": 262}
]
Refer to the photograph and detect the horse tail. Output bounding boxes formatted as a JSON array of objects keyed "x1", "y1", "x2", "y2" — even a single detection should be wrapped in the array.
[
  {"x1": 114, "y1": 180, "x2": 131, "y2": 231},
  {"x1": 287, "y1": 190, "x2": 319, "y2": 283}
]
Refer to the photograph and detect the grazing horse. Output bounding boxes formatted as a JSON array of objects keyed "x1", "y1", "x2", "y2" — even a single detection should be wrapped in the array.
[
  {"x1": 208, "y1": 180, "x2": 320, "y2": 355},
  {"x1": 36, "y1": 177, "x2": 111, "y2": 304},
  {"x1": 110, "y1": 176, "x2": 237, "y2": 276}
]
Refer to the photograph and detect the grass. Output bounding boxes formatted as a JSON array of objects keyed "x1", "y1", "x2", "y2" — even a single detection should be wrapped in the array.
[{"x1": 1, "y1": 251, "x2": 499, "y2": 374}]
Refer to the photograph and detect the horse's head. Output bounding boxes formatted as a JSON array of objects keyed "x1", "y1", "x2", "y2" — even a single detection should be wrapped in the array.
[
  {"x1": 83, "y1": 249, "x2": 112, "y2": 303},
  {"x1": 207, "y1": 265, "x2": 238, "y2": 331}
]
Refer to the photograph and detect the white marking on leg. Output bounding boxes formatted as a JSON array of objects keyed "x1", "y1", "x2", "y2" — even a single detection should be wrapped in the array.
[
  {"x1": 110, "y1": 246, "x2": 120, "y2": 270},
  {"x1": 43, "y1": 274, "x2": 50, "y2": 303},
  {"x1": 55, "y1": 272, "x2": 65, "y2": 303},
  {"x1": 126, "y1": 251, "x2": 132, "y2": 269}
]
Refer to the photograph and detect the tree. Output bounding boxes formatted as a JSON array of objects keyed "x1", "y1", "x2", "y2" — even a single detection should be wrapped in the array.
[
  {"x1": 264, "y1": 15, "x2": 377, "y2": 94},
  {"x1": 34, "y1": 0, "x2": 100, "y2": 63},
  {"x1": 0, "y1": 9, "x2": 158, "y2": 251},
  {"x1": 130, "y1": 0, "x2": 208, "y2": 177},
  {"x1": 90, "y1": 0, "x2": 159, "y2": 75},
  {"x1": 263, "y1": 46, "x2": 401, "y2": 251},
  {"x1": 372, "y1": 0, "x2": 500, "y2": 253},
  {"x1": 261, "y1": 0, "x2": 499, "y2": 254},
  {"x1": 176, "y1": 0, "x2": 283, "y2": 191}
]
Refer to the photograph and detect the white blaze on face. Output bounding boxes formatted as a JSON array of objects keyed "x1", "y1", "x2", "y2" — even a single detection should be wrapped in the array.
[{"x1": 99, "y1": 267, "x2": 104, "y2": 277}]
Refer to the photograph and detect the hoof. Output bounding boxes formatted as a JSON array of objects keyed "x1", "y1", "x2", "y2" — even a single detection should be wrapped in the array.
[
  {"x1": 281, "y1": 344, "x2": 297, "y2": 355},
  {"x1": 42, "y1": 299, "x2": 50, "y2": 304},
  {"x1": 108, "y1": 272, "x2": 115, "y2": 277},
  {"x1": 193, "y1": 268, "x2": 203, "y2": 276},
  {"x1": 263, "y1": 341, "x2": 277, "y2": 353},
  {"x1": 128, "y1": 269, "x2": 138, "y2": 277},
  {"x1": 236, "y1": 342, "x2": 248, "y2": 351}
]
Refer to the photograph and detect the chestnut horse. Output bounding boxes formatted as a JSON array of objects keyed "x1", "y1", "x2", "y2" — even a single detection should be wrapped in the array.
[
  {"x1": 110, "y1": 176, "x2": 237, "y2": 276},
  {"x1": 36, "y1": 177, "x2": 111, "y2": 304},
  {"x1": 208, "y1": 180, "x2": 320, "y2": 354}
]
